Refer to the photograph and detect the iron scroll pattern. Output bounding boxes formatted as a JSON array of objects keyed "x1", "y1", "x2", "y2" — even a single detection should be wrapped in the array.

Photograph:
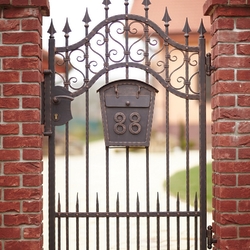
[{"x1": 47, "y1": 0, "x2": 206, "y2": 100}]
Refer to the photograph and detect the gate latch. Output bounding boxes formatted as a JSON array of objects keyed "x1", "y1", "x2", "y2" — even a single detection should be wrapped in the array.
[
  {"x1": 207, "y1": 225, "x2": 217, "y2": 249},
  {"x1": 52, "y1": 86, "x2": 74, "y2": 126}
]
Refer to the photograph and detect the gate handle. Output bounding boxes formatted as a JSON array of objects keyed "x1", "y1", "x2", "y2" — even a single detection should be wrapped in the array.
[
  {"x1": 207, "y1": 225, "x2": 217, "y2": 249},
  {"x1": 53, "y1": 95, "x2": 74, "y2": 103}
]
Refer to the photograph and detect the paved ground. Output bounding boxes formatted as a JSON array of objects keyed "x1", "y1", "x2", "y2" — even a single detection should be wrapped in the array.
[{"x1": 43, "y1": 140, "x2": 212, "y2": 249}]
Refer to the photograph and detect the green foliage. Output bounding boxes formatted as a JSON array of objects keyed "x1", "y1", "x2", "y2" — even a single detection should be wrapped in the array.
[{"x1": 169, "y1": 163, "x2": 212, "y2": 211}]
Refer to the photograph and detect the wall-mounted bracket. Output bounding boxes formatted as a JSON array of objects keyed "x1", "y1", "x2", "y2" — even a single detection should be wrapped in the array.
[
  {"x1": 207, "y1": 225, "x2": 217, "y2": 249},
  {"x1": 206, "y1": 53, "x2": 216, "y2": 76}
]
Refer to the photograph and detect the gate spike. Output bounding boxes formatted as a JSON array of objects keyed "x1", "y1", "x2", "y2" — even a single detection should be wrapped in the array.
[
  {"x1": 83, "y1": 8, "x2": 91, "y2": 24},
  {"x1": 182, "y1": 18, "x2": 191, "y2": 35},
  {"x1": 142, "y1": 0, "x2": 151, "y2": 6},
  {"x1": 63, "y1": 18, "x2": 72, "y2": 34},
  {"x1": 198, "y1": 19, "x2": 206, "y2": 36},
  {"x1": 47, "y1": 19, "x2": 56, "y2": 37},
  {"x1": 162, "y1": 7, "x2": 171, "y2": 23},
  {"x1": 102, "y1": 0, "x2": 111, "y2": 6}
]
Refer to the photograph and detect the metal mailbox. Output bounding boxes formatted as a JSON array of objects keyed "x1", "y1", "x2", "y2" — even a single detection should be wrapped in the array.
[{"x1": 97, "y1": 79, "x2": 158, "y2": 147}]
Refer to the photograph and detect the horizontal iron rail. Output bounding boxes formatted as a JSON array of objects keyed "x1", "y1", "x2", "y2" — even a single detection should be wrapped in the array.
[{"x1": 56, "y1": 211, "x2": 200, "y2": 218}]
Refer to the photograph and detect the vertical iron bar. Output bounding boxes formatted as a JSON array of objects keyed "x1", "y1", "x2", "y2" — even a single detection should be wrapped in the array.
[
  {"x1": 146, "y1": 147, "x2": 150, "y2": 250},
  {"x1": 116, "y1": 193, "x2": 120, "y2": 250},
  {"x1": 76, "y1": 194, "x2": 79, "y2": 250},
  {"x1": 96, "y1": 193, "x2": 100, "y2": 250},
  {"x1": 156, "y1": 193, "x2": 160, "y2": 250},
  {"x1": 48, "y1": 24, "x2": 56, "y2": 250},
  {"x1": 84, "y1": 10, "x2": 90, "y2": 250},
  {"x1": 183, "y1": 20, "x2": 191, "y2": 250},
  {"x1": 176, "y1": 193, "x2": 180, "y2": 250},
  {"x1": 136, "y1": 193, "x2": 140, "y2": 250},
  {"x1": 106, "y1": 146, "x2": 110, "y2": 250},
  {"x1": 194, "y1": 193, "x2": 198, "y2": 250},
  {"x1": 126, "y1": 147, "x2": 130, "y2": 249},
  {"x1": 163, "y1": 10, "x2": 171, "y2": 250},
  {"x1": 125, "y1": 0, "x2": 129, "y2": 79},
  {"x1": 198, "y1": 20, "x2": 207, "y2": 250},
  {"x1": 104, "y1": 0, "x2": 110, "y2": 85},
  {"x1": 58, "y1": 194, "x2": 61, "y2": 250}
]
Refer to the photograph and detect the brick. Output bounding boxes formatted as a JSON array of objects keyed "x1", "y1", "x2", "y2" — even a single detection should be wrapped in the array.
[
  {"x1": 0, "y1": 202, "x2": 20, "y2": 213},
  {"x1": 212, "y1": 135, "x2": 237, "y2": 147},
  {"x1": 3, "y1": 110, "x2": 40, "y2": 122},
  {"x1": 0, "y1": 228, "x2": 20, "y2": 239},
  {"x1": 0, "y1": 124, "x2": 19, "y2": 135},
  {"x1": 0, "y1": 98, "x2": 19, "y2": 109},
  {"x1": 3, "y1": 58, "x2": 41, "y2": 70},
  {"x1": 22, "y1": 44, "x2": 42, "y2": 58},
  {"x1": 215, "y1": 186, "x2": 250, "y2": 199},
  {"x1": 23, "y1": 226, "x2": 42, "y2": 239},
  {"x1": 3, "y1": 32, "x2": 40, "y2": 45},
  {"x1": 22, "y1": 19, "x2": 41, "y2": 35},
  {"x1": 12, "y1": 0, "x2": 29, "y2": 6},
  {"x1": 213, "y1": 173, "x2": 236, "y2": 186},
  {"x1": 239, "y1": 148, "x2": 250, "y2": 159},
  {"x1": 211, "y1": 121, "x2": 236, "y2": 134},
  {"x1": 0, "y1": 176, "x2": 19, "y2": 187},
  {"x1": 22, "y1": 70, "x2": 42, "y2": 82},
  {"x1": 3, "y1": 8, "x2": 41, "y2": 19},
  {"x1": 0, "y1": 46, "x2": 19, "y2": 57},
  {"x1": 237, "y1": 44, "x2": 250, "y2": 55},
  {"x1": 23, "y1": 200, "x2": 42, "y2": 212},
  {"x1": 0, "y1": 150, "x2": 20, "y2": 161},
  {"x1": 4, "y1": 162, "x2": 42, "y2": 174},
  {"x1": 22, "y1": 123, "x2": 42, "y2": 135},
  {"x1": 22, "y1": 97, "x2": 40, "y2": 109},
  {"x1": 212, "y1": 148, "x2": 236, "y2": 160},
  {"x1": 239, "y1": 227, "x2": 250, "y2": 237},
  {"x1": 238, "y1": 95, "x2": 250, "y2": 107},
  {"x1": 4, "y1": 188, "x2": 42, "y2": 200},
  {"x1": 211, "y1": 95, "x2": 235, "y2": 109},
  {"x1": 214, "y1": 56, "x2": 250, "y2": 68},
  {"x1": 0, "y1": 19, "x2": 20, "y2": 32},
  {"x1": 238, "y1": 135, "x2": 250, "y2": 146},
  {"x1": 214, "y1": 200, "x2": 236, "y2": 212},
  {"x1": 4, "y1": 213, "x2": 42, "y2": 226},
  {"x1": 239, "y1": 200, "x2": 250, "y2": 212},
  {"x1": 238, "y1": 122, "x2": 250, "y2": 134},
  {"x1": 212, "y1": 17, "x2": 234, "y2": 34},
  {"x1": 220, "y1": 239, "x2": 250, "y2": 250},
  {"x1": 3, "y1": 84, "x2": 40, "y2": 96},
  {"x1": 212, "y1": 82, "x2": 250, "y2": 95},
  {"x1": 237, "y1": 18, "x2": 250, "y2": 29},
  {"x1": 218, "y1": 226, "x2": 237, "y2": 239},
  {"x1": 23, "y1": 174, "x2": 42, "y2": 187},
  {"x1": 219, "y1": 213, "x2": 250, "y2": 225},
  {"x1": 0, "y1": 72, "x2": 19, "y2": 83},
  {"x1": 212, "y1": 108, "x2": 250, "y2": 121},
  {"x1": 23, "y1": 149, "x2": 42, "y2": 160},
  {"x1": 214, "y1": 69, "x2": 235, "y2": 81},
  {"x1": 3, "y1": 136, "x2": 42, "y2": 148},
  {"x1": 237, "y1": 70, "x2": 250, "y2": 80},
  {"x1": 4, "y1": 240, "x2": 41, "y2": 250},
  {"x1": 213, "y1": 161, "x2": 250, "y2": 173},
  {"x1": 239, "y1": 174, "x2": 250, "y2": 186}
]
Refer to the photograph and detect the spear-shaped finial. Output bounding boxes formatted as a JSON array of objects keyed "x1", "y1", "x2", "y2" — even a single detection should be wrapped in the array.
[
  {"x1": 83, "y1": 8, "x2": 91, "y2": 24},
  {"x1": 198, "y1": 19, "x2": 206, "y2": 36},
  {"x1": 162, "y1": 7, "x2": 171, "y2": 24},
  {"x1": 102, "y1": 0, "x2": 111, "y2": 6},
  {"x1": 63, "y1": 18, "x2": 72, "y2": 35},
  {"x1": 47, "y1": 19, "x2": 56, "y2": 38},
  {"x1": 142, "y1": 0, "x2": 151, "y2": 7},
  {"x1": 182, "y1": 18, "x2": 191, "y2": 36}
]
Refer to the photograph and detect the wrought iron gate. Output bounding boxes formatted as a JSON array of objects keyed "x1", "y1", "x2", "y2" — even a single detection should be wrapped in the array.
[{"x1": 43, "y1": 1, "x2": 215, "y2": 249}]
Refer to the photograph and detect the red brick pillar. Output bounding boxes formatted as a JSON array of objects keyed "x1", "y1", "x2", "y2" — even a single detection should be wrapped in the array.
[
  {"x1": 204, "y1": 1, "x2": 250, "y2": 249},
  {"x1": 0, "y1": 1, "x2": 49, "y2": 249}
]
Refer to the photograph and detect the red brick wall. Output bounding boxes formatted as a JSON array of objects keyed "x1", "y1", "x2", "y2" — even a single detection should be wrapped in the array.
[
  {"x1": 0, "y1": 1, "x2": 49, "y2": 250},
  {"x1": 204, "y1": 1, "x2": 250, "y2": 249}
]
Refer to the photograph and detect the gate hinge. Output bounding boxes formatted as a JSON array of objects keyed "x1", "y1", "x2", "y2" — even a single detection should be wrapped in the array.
[
  {"x1": 205, "y1": 53, "x2": 215, "y2": 76},
  {"x1": 207, "y1": 225, "x2": 217, "y2": 249}
]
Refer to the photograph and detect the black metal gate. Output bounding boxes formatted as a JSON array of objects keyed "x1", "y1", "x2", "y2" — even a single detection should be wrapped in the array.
[{"x1": 43, "y1": 1, "x2": 215, "y2": 249}]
